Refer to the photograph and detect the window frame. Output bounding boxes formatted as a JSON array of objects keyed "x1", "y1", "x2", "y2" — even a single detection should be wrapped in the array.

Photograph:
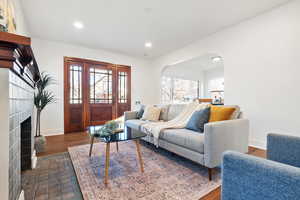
[{"x1": 161, "y1": 76, "x2": 200, "y2": 104}]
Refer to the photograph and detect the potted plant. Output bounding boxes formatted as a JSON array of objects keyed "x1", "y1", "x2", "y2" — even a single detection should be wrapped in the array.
[{"x1": 34, "y1": 72, "x2": 56, "y2": 152}]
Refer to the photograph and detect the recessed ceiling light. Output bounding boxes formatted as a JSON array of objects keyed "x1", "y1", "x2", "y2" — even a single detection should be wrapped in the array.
[
  {"x1": 73, "y1": 21, "x2": 84, "y2": 29},
  {"x1": 145, "y1": 42, "x2": 152, "y2": 48},
  {"x1": 212, "y1": 56, "x2": 222, "y2": 63}
]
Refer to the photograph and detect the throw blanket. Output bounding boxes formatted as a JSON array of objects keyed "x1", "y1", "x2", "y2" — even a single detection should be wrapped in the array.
[{"x1": 141, "y1": 102, "x2": 208, "y2": 147}]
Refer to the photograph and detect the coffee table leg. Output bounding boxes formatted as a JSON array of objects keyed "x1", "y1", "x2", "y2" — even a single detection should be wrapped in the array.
[
  {"x1": 134, "y1": 139, "x2": 144, "y2": 173},
  {"x1": 104, "y1": 142, "x2": 110, "y2": 185},
  {"x1": 89, "y1": 135, "x2": 95, "y2": 157},
  {"x1": 116, "y1": 142, "x2": 119, "y2": 152}
]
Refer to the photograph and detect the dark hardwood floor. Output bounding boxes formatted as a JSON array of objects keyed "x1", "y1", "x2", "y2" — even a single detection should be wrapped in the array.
[
  {"x1": 37, "y1": 132, "x2": 90, "y2": 157},
  {"x1": 37, "y1": 132, "x2": 266, "y2": 200}
]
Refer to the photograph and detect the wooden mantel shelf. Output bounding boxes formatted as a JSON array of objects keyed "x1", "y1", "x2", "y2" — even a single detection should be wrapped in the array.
[
  {"x1": 0, "y1": 32, "x2": 40, "y2": 87},
  {"x1": 0, "y1": 32, "x2": 31, "y2": 45}
]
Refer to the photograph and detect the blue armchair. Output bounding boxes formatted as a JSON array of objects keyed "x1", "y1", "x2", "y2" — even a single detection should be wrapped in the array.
[{"x1": 222, "y1": 133, "x2": 300, "y2": 200}]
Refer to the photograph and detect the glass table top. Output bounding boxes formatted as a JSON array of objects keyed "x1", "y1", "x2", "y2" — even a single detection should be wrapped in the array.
[{"x1": 88, "y1": 125, "x2": 146, "y2": 143}]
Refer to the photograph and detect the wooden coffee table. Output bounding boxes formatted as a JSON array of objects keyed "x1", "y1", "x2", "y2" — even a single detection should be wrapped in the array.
[{"x1": 88, "y1": 126, "x2": 146, "y2": 185}]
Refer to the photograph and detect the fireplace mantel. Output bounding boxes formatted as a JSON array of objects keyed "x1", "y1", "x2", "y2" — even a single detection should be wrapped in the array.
[{"x1": 0, "y1": 32, "x2": 40, "y2": 87}]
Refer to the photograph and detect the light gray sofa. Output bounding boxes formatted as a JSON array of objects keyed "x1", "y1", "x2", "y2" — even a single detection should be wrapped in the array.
[{"x1": 124, "y1": 104, "x2": 249, "y2": 180}]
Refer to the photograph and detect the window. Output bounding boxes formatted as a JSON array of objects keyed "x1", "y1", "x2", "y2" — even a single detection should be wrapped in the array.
[
  {"x1": 118, "y1": 71, "x2": 128, "y2": 103},
  {"x1": 89, "y1": 67, "x2": 112, "y2": 104},
  {"x1": 208, "y1": 78, "x2": 224, "y2": 92},
  {"x1": 161, "y1": 76, "x2": 199, "y2": 104},
  {"x1": 208, "y1": 77, "x2": 224, "y2": 100},
  {"x1": 69, "y1": 65, "x2": 82, "y2": 104},
  {"x1": 161, "y1": 76, "x2": 173, "y2": 103},
  {"x1": 173, "y1": 78, "x2": 198, "y2": 103}
]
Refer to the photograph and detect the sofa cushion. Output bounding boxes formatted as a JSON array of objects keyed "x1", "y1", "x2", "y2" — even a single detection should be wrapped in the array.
[
  {"x1": 167, "y1": 104, "x2": 187, "y2": 121},
  {"x1": 125, "y1": 119, "x2": 148, "y2": 130},
  {"x1": 154, "y1": 104, "x2": 170, "y2": 121},
  {"x1": 160, "y1": 129, "x2": 204, "y2": 154},
  {"x1": 186, "y1": 107, "x2": 210, "y2": 132}
]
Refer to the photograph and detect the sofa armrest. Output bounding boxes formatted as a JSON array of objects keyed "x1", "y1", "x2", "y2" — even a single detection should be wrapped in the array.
[
  {"x1": 124, "y1": 111, "x2": 138, "y2": 121},
  {"x1": 267, "y1": 133, "x2": 300, "y2": 168},
  {"x1": 222, "y1": 151, "x2": 300, "y2": 200},
  {"x1": 203, "y1": 119, "x2": 249, "y2": 168}
]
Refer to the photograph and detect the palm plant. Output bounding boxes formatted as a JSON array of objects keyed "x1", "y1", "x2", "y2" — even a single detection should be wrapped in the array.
[{"x1": 34, "y1": 72, "x2": 56, "y2": 137}]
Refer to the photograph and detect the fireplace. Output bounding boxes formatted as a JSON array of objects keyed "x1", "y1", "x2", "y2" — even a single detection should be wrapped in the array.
[
  {"x1": 21, "y1": 117, "x2": 32, "y2": 171},
  {"x1": 8, "y1": 71, "x2": 36, "y2": 200},
  {"x1": 0, "y1": 32, "x2": 40, "y2": 200}
]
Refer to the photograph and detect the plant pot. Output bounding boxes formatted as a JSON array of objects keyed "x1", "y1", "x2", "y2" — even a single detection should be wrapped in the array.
[{"x1": 35, "y1": 135, "x2": 46, "y2": 153}]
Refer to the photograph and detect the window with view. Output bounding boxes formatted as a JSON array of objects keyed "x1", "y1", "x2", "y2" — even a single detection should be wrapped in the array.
[{"x1": 161, "y1": 76, "x2": 199, "y2": 104}]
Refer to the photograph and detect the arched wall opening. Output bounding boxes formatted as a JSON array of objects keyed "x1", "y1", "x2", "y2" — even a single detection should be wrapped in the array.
[{"x1": 160, "y1": 53, "x2": 224, "y2": 104}]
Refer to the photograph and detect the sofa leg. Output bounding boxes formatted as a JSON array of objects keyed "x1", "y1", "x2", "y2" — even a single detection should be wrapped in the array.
[{"x1": 208, "y1": 168, "x2": 213, "y2": 181}]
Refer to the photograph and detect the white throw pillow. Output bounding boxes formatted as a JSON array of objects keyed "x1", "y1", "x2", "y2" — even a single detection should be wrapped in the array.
[{"x1": 142, "y1": 106, "x2": 162, "y2": 121}]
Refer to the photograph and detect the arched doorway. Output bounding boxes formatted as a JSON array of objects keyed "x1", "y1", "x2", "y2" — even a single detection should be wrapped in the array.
[{"x1": 160, "y1": 53, "x2": 224, "y2": 104}]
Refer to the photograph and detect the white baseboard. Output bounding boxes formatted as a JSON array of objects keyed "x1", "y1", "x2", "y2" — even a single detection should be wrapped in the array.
[
  {"x1": 41, "y1": 128, "x2": 64, "y2": 136},
  {"x1": 32, "y1": 150, "x2": 37, "y2": 169},
  {"x1": 18, "y1": 190, "x2": 24, "y2": 200},
  {"x1": 249, "y1": 139, "x2": 266, "y2": 150}
]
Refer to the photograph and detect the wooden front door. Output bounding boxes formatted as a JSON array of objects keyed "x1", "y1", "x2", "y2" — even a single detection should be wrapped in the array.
[{"x1": 64, "y1": 57, "x2": 131, "y2": 133}]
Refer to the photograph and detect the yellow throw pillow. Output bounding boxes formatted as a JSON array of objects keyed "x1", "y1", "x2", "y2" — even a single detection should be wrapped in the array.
[
  {"x1": 141, "y1": 106, "x2": 162, "y2": 121},
  {"x1": 209, "y1": 106, "x2": 236, "y2": 122}
]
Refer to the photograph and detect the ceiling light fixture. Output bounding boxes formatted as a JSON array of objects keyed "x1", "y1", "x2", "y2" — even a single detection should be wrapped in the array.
[
  {"x1": 211, "y1": 56, "x2": 222, "y2": 63},
  {"x1": 73, "y1": 21, "x2": 84, "y2": 29},
  {"x1": 145, "y1": 42, "x2": 152, "y2": 48}
]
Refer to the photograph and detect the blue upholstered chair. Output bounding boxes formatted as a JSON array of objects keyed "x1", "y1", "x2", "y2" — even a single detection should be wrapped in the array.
[{"x1": 222, "y1": 133, "x2": 300, "y2": 200}]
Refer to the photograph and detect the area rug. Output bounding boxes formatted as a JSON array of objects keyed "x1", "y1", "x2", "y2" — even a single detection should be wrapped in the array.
[{"x1": 68, "y1": 141, "x2": 221, "y2": 200}]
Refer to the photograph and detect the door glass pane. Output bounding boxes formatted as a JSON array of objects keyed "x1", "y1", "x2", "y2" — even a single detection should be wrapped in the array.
[
  {"x1": 90, "y1": 67, "x2": 112, "y2": 104},
  {"x1": 118, "y1": 71, "x2": 127, "y2": 103},
  {"x1": 69, "y1": 65, "x2": 82, "y2": 104}
]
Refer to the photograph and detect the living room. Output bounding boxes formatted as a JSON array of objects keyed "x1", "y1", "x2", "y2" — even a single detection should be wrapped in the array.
[{"x1": 0, "y1": 0, "x2": 300, "y2": 200}]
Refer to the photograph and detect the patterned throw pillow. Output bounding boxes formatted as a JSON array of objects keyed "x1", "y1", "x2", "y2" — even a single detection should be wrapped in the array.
[
  {"x1": 141, "y1": 106, "x2": 162, "y2": 121},
  {"x1": 185, "y1": 107, "x2": 211, "y2": 133}
]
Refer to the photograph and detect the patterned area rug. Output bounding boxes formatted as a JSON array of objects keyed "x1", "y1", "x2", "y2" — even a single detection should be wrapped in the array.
[{"x1": 68, "y1": 141, "x2": 221, "y2": 200}]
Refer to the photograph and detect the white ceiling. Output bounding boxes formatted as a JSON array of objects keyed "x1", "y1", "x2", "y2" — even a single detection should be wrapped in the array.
[{"x1": 22, "y1": 0, "x2": 291, "y2": 58}]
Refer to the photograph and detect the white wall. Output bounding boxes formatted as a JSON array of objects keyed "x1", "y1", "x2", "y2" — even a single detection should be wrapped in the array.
[
  {"x1": 32, "y1": 38, "x2": 156, "y2": 136},
  {"x1": 162, "y1": 65, "x2": 205, "y2": 81},
  {"x1": 12, "y1": 0, "x2": 30, "y2": 36},
  {"x1": 203, "y1": 67, "x2": 224, "y2": 98},
  {"x1": 152, "y1": 0, "x2": 300, "y2": 149}
]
